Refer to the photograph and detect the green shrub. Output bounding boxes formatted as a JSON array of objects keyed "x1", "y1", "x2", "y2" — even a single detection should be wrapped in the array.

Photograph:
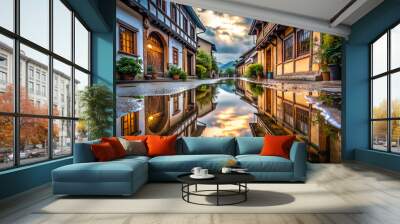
[
  {"x1": 179, "y1": 70, "x2": 188, "y2": 81},
  {"x1": 196, "y1": 50, "x2": 212, "y2": 72},
  {"x1": 116, "y1": 57, "x2": 142, "y2": 77},
  {"x1": 196, "y1": 64, "x2": 208, "y2": 79},
  {"x1": 248, "y1": 83, "x2": 263, "y2": 96},
  {"x1": 168, "y1": 65, "x2": 182, "y2": 77},
  {"x1": 245, "y1": 63, "x2": 263, "y2": 78},
  {"x1": 225, "y1": 67, "x2": 235, "y2": 77}
]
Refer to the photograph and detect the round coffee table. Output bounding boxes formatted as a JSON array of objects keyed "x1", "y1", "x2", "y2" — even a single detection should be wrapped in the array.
[{"x1": 177, "y1": 173, "x2": 255, "y2": 206}]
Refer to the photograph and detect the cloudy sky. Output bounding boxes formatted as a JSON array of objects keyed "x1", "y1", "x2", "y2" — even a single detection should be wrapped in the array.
[{"x1": 195, "y1": 8, "x2": 255, "y2": 64}]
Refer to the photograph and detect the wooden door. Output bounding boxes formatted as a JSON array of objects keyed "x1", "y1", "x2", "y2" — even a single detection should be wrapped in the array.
[
  {"x1": 187, "y1": 53, "x2": 192, "y2": 76},
  {"x1": 147, "y1": 34, "x2": 164, "y2": 75}
]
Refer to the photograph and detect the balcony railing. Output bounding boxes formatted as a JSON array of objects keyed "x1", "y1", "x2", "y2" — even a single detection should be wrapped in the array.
[
  {"x1": 131, "y1": 0, "x2": 197, "y2": 49},
  {"x1": 256, "y1": 23, "x2": 276, "y2": 46}
]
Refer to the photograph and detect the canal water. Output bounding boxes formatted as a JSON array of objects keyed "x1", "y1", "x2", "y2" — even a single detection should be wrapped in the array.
[
  {"x1": 117, "y1": 79, "x2": 342, "y2": 163},
  {"x1": 196, "y1": 81, "x2": 257, "y2": 137}
]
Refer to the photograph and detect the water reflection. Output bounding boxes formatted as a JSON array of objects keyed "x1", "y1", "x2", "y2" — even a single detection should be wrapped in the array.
[{"x1": 117, "y1": 79, "x2": 342, "y2": 163}]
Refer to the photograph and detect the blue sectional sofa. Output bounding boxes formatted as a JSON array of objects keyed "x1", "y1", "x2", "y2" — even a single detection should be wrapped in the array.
[{"x1": 52, "y1": 137, "x2": 306, "y2": 196}]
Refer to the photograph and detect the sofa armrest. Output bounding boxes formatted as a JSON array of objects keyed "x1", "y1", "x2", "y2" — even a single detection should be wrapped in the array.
[
  {"x1": 73, "y1": 140, "x2": 100, "y2": 163},
  {"x1": 289, "y1": 141, "x2": 307, "y2": 181}
]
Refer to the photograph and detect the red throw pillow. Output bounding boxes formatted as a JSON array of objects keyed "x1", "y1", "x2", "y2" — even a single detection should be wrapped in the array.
[
  {"x1": 101, "y1": 137, "x2": 126, "y2": 158},
  {"x1": 146, "y1": 135, "x2": 177, "y2": 157},
  {"x1": 260, "y1": 135, "x2": 296, "y2": 159},
  {"x1": 91, "y1": 142, "x2": 117, "y2": 162}
]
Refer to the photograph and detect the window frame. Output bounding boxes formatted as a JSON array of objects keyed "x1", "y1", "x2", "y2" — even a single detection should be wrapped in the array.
[
  {"x1": 117, "y1": 20, "x2": 138, "y2": 56},
  {"x1": 172, "y1": 47, "x2": 179, "y2": 65},
  {"x1": 0, "y1": 0, "x2": 92, "y2": 171},
  {"x1": 283, "y1": 34, "x2": 294, "y2": 62},
  {"x1": 370, "y1": 21, "x2": 400, "y2": 154},
  {"x1": 172, "y1": 94, "x2": 180, "y2": 115},
  {"x1": 296, "y1": 30, "x2": 311, "y2": 57}
]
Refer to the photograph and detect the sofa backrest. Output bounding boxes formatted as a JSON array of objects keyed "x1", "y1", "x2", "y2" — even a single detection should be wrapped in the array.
[
  {"x1": 73, "y1": 140, "x2": 100, "y2": 163},
  {"x1": 178, "y1": 137, "x2": 236, "y2": 155},
  {"x1": 235, "y1": 137, "x2": 264, "y2": 155}
]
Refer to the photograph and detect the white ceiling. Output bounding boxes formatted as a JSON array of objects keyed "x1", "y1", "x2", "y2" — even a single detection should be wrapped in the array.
[{"x1": 172, "y1": 0, "x2": 384, "y2": 37}]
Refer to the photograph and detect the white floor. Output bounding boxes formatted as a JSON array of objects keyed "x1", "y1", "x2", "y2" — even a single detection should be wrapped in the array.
[{"x1": 1, "y1": 162, "x2": 400, "y2": 224}]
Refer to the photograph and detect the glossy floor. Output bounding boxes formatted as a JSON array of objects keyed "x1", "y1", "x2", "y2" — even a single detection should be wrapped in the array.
[{"x1": 1, "y1": 162, "x2": 400, "y2": 224}]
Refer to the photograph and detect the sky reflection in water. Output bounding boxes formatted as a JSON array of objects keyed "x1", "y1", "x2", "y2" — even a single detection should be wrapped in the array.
[{"x1": 199, "y1": 86, "x2": 257, "y2": 137}]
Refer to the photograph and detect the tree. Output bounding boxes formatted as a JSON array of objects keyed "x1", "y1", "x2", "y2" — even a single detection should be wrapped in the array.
[
  {"x1": 196, "y1": 64, "x2": 208, "y2": 79},
  {"x1": 0, "y1": 85, "x2": 57, "y2": 151},
  {"x1": 79, "y1": 84, "x2": 114, "y2": 140},
  {"x1": 225, "y1": 67, "x2": 235, "y2": 77},
  {"x1": 196, "y1": 50, "x2": 212, "y2": 78},
  {"x1": 211, "y1": 55, "x2": 219, "y2": 74}
]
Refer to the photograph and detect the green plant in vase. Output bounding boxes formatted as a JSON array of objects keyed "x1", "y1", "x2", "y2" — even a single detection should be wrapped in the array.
[
  {"x1": 79, "y1": 84, "x2": 114, "y2": 140},
  {"x1": 168, "y1": 65, "x2": 182, "y2": 80}
]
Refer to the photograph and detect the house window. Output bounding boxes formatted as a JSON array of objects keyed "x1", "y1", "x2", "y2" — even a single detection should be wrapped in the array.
[
  {"x1": 265, "y1": 88, "x2": 272, "y2": 113},
  {"x1": 121, "y1": 112, "x2": 139, "y2": 136},
  {"x1": 183, "y1": 17, "x2": 188, "y2": 33},
  {"x1": 295, "y1": 107, "x2": 309, "y2": 135},
  {"x1": 283, "y1": 102, "x2": 294, "y2": 126},
  {"x1": 283, "y1": 35, "x2": 294, "y2": 61},
  {"x1": 370, "y1": 23, "x2": 400, "y2": 153},
  {"x1": 157, "y1": 0, "x2": 166, "y2": 12},
  {"x1": 171, "y1": 3, "x2": 178, "y2": 23},
  {"x1": 190, "y1": 25, "x2": 195, "y2": 39},
  {"x1": 173, "y1": 94, "x2": 180, "y2": 114},
  {"x1": 296, "y1": 30, "x2": 311, "y2": 56},
  {"x1": 0, "y1": 71, "x2": 6, "y2": 85},
  {"x1": 173, "y1": 47, "x2": 179, "y2": 65},
  {"x1": 119, "y1": 23, "x2": 137, "y2": 55}
]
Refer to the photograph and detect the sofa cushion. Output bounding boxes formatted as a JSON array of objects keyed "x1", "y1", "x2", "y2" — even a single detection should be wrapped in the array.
[
  {"x1": 180, "y1": 137, "x2": 236, "y2": 155},
  {"x1": 260, "y1": 135, "x2": 296, "y2": 159},
  {"x1": 149, "y1": 154, "x2": 235, "y2": 172},
  {"x1": 147, "y1": 135, "x2": 177, "y2": 157},
  {"x1": 236, "y1": 137, "x2": 264, "y2": 155},
  {"x1": 53, "y1": 158, "x2": 148, "y2": 183},
  {"x1": 118, "y1": 138, "x2": 147, "y2": 156},
  {"x1": 91, "y1": 142, "x2": 118, "y2": 162},
  {"x1": 101, "y1": 137, "x2": 127, "y2": 158},
  {"x1": 236, "y1": 155, "x2": 293, "y2": 172}
]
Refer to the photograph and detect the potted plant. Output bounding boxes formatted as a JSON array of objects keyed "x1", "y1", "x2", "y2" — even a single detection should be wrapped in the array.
[
  {"x1": 146, "y1": 65, "x2": 157, "y2": 80},
  {"x1": 116, "y1": 57, "x2": 142, "y2": 80},
  {"x1": 320, "y1": 34, "x2": 343, "y2": 80},
  {"x1": 246, "y1": 63, "x2": 264, "y2": 79},
  {"x1": 79, "y1": 84, "x2": 114, "y2": 140},
  {"x1": 168, "y1": 65, "x2": 182, "y2": 80}
]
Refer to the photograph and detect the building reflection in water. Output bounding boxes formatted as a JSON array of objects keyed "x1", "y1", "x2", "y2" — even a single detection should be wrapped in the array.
[{"x1": 117, "y1": 79, "x2": 341, "y2": 163}]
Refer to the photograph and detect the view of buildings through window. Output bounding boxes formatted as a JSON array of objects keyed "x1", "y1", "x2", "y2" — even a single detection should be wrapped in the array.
[{"x1": 0, "y1": 0, "x2": 91, "y2": 170}]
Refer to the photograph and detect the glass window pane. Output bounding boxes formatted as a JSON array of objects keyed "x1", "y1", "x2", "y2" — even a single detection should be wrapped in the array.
[
  {"x1": 53, "y1": 59, "x2": 72, "y2": 117},
  {"x1": 75, "y1": 18, "x2": 89, "y2": 70},
  {"x1": 75, "y1": 120, "x2": 88, "y2": 143},
  {"x1": 74, "y1": 69, "x2": 89, "y2": 118},
  {"x1": 0, "y1": 116, "x2": 14, "y2": 170},
  {"x1": 391, "y1": 72, "x2": 400, "y2": 118},
  {"x1": 20, "y1": 117, "x2": 49, "y2": 165},
  {"x1": 53, "y1": 119, "x2": 72, "y2": 158},
  {"x1": 0, "y1": 0, "x2": 14, "y2": 31},
  {"x1": 20, "y1": 0, "x2": 49, "y2": 49},
  {"x1": 20, "y1": 44, "x2": 49, "y2": 115},
  {"x1": 391, "y1": 24, "x2": 400, "y2": 70},
  {"x1": 372, "y1": 121, "x2": 388, "y2": 151},
  {"x1": 53, "y1": 0, "x2": 72, "y2": 60},
  {"x1": 391, "y1": 120, "x2": 400, "y2": 153},
  {"x1": 0, "y1": 34, "x2": 14, "y2": 112},
  {"x1": 372, "y1": 76, "x2": 387, "y2": 119},
  {"x1": 372, "y1": 33, "x2": 387, "y2": 76}
]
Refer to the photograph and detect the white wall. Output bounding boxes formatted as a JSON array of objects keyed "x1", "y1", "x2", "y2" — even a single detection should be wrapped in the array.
[
  {"x1": 116, "y1": 1, "x2": 144, "y2": 62},
  {"x1": 168, "y1": 38, "x2": 183, "y2": 69}
]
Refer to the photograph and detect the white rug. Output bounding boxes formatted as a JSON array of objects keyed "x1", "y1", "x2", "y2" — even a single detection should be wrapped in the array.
[{"x1": 38, "y1": 183, "x2": 361, "y2": 214}]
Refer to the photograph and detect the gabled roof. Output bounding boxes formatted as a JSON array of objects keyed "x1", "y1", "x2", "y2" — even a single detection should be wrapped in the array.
[
  {"x1": 183, "y1": 5, "x2": 206, "y2": 31},
  {"x1": 198, "y1": 37, "x2": 217, "y2": 51}
]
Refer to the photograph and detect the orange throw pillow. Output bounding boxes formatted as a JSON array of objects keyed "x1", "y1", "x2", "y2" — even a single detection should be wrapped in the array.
[
  {"x1": 146, "y1": 135, "x2": 177, "y2": 157},
  {"x1": 124, "y1": 135, "x2": 148, "y2": 141},
  {"x1": 260, "y1": 135, "x2": 296, "y2": 159},
  {"x1": 101, "y1": 137, "x2": 126, "y2": 158},
  {"x1": 91, "y1": 142, "x2": 117, "y2": 162}
]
